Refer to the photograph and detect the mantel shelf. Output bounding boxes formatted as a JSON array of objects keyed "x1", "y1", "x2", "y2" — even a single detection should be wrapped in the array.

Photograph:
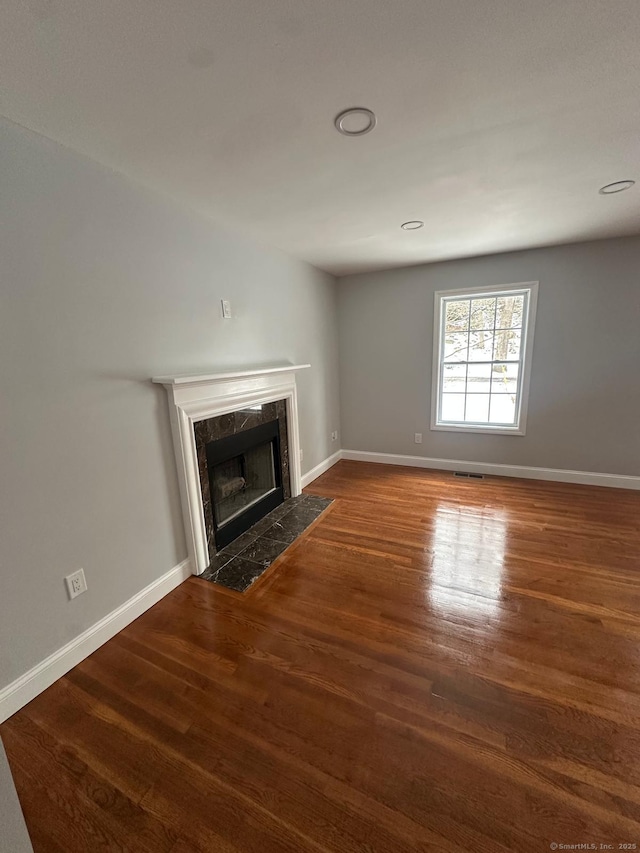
[{"x1": 152, "y1": 363, "x2": 310, "y2": 387}]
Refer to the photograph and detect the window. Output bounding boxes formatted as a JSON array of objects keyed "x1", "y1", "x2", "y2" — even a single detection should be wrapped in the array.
[{"x1": 431, "y1": 282, "x2": 538, "y2": 435}]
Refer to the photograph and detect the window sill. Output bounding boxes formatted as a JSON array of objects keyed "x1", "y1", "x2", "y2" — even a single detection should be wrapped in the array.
[{"x1": 431, "y1": 422, "x2": 526, "y2": 436}]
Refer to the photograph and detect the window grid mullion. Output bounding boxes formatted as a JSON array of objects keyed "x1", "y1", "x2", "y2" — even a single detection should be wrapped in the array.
[
  {"x1": 488, "y1": 297, "x2": 499, "y2": 424},
  {"x1": 463, "y1": 355, "x2": 469, "y2": 422},
  {"x1": 463, "y1": 309, "x2": 470, "y2": 421}
]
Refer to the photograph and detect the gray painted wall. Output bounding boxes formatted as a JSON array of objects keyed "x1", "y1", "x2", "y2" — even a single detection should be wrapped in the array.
[
  {"x1": 0, "y1": 118, "x2": 340, "y2": 690},
  {"x1": 338, "y1": 237, "x2": 640, "y2": 475},
  {"x1": 0, "y1": 739, "x2": 33, "y2": 852}
]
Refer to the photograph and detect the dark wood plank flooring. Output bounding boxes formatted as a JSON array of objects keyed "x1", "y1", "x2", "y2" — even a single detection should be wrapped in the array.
[{"x1": 3, "y1": 460, "x2": 640, "y2": 852}]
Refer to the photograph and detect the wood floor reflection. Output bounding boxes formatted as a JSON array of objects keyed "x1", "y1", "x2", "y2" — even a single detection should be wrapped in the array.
[{"x1": 3, "y1": 460, "x2": 640, "y2": 852}]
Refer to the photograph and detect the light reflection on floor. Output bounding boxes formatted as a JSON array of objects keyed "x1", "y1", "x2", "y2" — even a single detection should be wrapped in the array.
[{"x1": 427, "y1": 503, "x2": 507, "y2": 617}]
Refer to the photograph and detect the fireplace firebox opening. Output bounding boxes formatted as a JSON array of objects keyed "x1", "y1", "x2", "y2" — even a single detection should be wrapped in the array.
[{"x1": 205, "y1": 419, "x2": 284, "y2": 550}]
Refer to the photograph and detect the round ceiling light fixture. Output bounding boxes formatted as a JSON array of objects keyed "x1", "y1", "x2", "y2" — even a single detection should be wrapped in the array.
[
  {"x1": 334, "y1": 107, "x2": 376, "y2": 136},
  {"x1": 598, "y1": 180, "x2": 635, "y2": 195},
  {"x1": 401, "y1": 220, "x2": 424, "y2": 230}
]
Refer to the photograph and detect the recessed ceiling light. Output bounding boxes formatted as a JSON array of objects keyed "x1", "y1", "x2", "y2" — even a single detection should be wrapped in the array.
[
  {"x1": 401, "y1": 220, "x2": 424, "y2": 230},
  {"x1": 334, "y1": 107, "x2": 376, "y2": 136},
  {"x1": 598, "y1": 180, "x2": 635, "y2": 195}
]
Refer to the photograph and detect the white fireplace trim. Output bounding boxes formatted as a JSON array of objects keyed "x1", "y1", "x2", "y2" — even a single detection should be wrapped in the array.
[{"x1": 153, "y1": 364, "x2": 310, "y2": 575}]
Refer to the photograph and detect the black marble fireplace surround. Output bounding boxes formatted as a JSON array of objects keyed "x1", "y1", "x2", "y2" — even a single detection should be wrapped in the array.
[{"x1": 194, "y1": 400, "x2": 291, "y2": 564}]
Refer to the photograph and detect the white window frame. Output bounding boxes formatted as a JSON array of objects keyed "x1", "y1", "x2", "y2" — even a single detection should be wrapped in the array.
[{"x1": 430, "y1": 281, "x2": 538, "y2": 436}]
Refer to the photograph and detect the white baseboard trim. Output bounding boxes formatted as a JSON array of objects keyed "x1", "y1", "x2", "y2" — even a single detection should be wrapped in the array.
[
  {"x1": 0, "y1": 558, "x2": 191, "y2": 724},
  {"x1": 301, "y1": 450, "x2": 343, "y2": 488},
  {"x1": 341, "y1": 450, "x2": 640, "y2": 491}
]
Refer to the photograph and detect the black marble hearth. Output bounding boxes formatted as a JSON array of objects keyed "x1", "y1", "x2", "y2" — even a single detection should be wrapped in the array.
[{"x1": 199, "y1": 493, "x2": 333, "y2": 592}]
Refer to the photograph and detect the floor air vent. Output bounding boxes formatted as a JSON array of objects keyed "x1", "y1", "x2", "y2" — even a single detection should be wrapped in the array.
[{"x1": 453, "y1": 471, "x2": 485, "y2": 479}]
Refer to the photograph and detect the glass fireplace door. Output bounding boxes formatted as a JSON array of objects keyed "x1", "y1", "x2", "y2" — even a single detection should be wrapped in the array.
[
  {"x1": 211, "y1": 439, "x2": 277, "y2": 528},
  {"x1": 205, "y1": 419, "x2": 284, "y2": 549}
]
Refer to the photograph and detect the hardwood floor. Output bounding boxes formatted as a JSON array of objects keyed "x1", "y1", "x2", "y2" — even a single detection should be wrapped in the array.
[{"x1": 3, "y1": 460, "x2": 640, "y2": 852}]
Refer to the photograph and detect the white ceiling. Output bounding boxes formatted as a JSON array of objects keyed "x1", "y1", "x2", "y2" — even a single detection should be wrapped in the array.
[{"x1": 2, "y1": 0, "x2": 640, "y2": 275}]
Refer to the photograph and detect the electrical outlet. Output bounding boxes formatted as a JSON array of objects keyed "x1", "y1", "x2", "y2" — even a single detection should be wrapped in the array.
[
  {"x1": 299, "y1": 447, "x2": 304, "y2": 461},
  {"x1": 414, "y1": 433, "x2": 423, "y2": 444},
  {"x1": 65, "y1": 568, "x2": 87, "y2": 600},
  {"x1": 331, "y1": 430, "x2": 338, "y2": 441},
  {"x1": 221, "y1": 299, "x2": 232, "y2": 319}
]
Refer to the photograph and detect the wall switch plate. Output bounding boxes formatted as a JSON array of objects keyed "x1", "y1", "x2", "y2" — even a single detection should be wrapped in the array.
[
  {"x1": 331, "y1": 430, "x2": 338, "y2": 441},
  {"x1": 414, "y1": 433, "x2": 423, "y2": 444},
  {"x1": 300, "y1": 448, "x2": 304, "y2": 461},
  {"x1": 65, "y1": 568, "x2": 87, "y2": 600},
  {"x1": 221, "y1": 299, "x2": 232, "y2": 319}
]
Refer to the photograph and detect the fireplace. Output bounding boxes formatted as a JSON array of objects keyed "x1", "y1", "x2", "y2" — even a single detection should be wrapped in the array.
[
  {"x1": 194, "y1": 398, "x2": 292, "y2": 563},
  {"x1": 206, "y1": 419, "x2": 284, "y2": 549},
  {"x1": 152, "y1": 364, "x2": 309, "y2": 575}
]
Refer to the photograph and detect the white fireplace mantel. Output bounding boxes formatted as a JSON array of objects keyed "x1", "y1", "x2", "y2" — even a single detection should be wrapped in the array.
[{"x1": 153, "y1": 363, "x2": 310, "y2": 575}]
